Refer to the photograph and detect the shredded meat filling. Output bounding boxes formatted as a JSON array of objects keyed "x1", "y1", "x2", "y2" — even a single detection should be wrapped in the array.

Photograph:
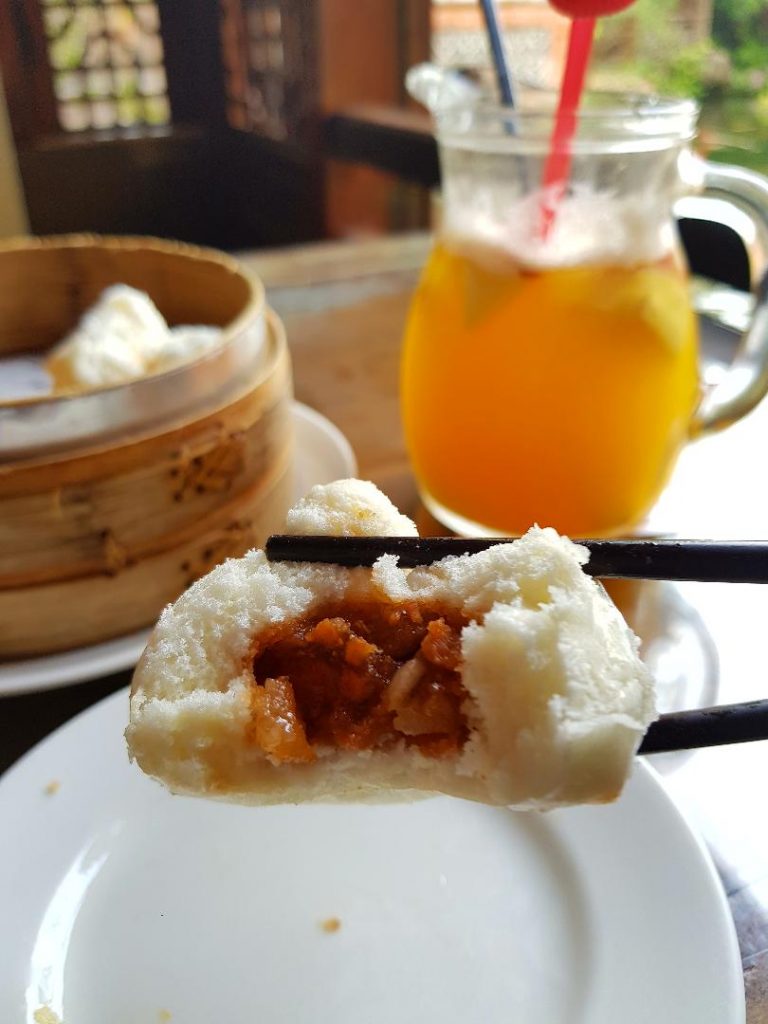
[{"x1": 249, "y1": 602, "x2": 470, "y2": 764}]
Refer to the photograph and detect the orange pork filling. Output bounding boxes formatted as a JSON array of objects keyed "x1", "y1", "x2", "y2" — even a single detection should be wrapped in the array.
[{"x1": 249, "y1": 602, "x2": 471, "y2": 764}]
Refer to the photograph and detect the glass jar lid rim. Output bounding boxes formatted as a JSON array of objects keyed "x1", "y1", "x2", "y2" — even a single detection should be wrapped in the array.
[
  {"x1": 434, "y1": 92, "x2": 699, "y2": 148},
  {"x1": 466, "y1": 91, "x2": 698, "y2": 119}
]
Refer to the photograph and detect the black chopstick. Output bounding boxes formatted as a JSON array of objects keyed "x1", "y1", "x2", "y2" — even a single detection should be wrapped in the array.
[
  {"x1": 639, "y1": 699, "x2": 768, "y2": 754},
  {"x1": 265, "y1": 536, "x2": 768, "y2": 583}
]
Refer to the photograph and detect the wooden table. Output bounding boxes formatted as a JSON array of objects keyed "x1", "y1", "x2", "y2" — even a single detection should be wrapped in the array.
[{"x1": 2, "y1": 233, "x2": 768, "y2": 1020}]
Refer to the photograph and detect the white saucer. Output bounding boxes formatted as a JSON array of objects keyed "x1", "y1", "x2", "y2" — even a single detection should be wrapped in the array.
[
  {"x1": 0, "y1": 687, "x2": 743, "y2": 1023},
  {"x1": 0, "y1": 401, "x2": 356, "y2": 698}
]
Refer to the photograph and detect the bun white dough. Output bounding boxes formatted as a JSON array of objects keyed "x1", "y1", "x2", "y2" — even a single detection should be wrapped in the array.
[
  {"x1": 46, "y1": 284, "x2": 223, "y2": 392},
  {"x1": 285, "y1": 478, "x2": 419, "y2": 538},
  {"x1": 127, "y1": 480, "x2": 655, "y2": 809}
]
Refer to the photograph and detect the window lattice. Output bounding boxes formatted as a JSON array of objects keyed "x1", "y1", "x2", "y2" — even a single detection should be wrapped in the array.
[
  {"x1": 432, "y1": 27, "x2": 552, "y2": 88},
  {"x1": 40, "y1": 0, "x2": 170, "y2": 132},
  {"x1": 220, "y1": 0, "x2": 314, "y2": 140}
]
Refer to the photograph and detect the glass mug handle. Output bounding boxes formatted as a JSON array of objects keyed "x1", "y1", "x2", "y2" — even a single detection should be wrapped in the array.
[{"x1": 684, "y1": 156, "x2": 768, "y2": 435}]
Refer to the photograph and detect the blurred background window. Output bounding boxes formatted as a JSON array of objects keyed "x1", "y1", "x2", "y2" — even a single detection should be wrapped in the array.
[
  {"x1": 431, "y1": 0, "x2": 568, "y2": 89},
  {"x1": 0, "y1": 0, "x2": 764, "y2": 246},
  {"x1": 41, "y1": 0, "x2": 171, "y2": 134},
  {"x1": 0, "y1": 0, "x2": 429, "y2": 245},
  {"x1": 221, "y1": 0, "x2": 314, "y2": 140}
]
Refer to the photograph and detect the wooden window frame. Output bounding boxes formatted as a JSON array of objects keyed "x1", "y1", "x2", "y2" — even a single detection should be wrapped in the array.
[{"x1": 0, "y1": 0, "x2": 228, "y2": 146}]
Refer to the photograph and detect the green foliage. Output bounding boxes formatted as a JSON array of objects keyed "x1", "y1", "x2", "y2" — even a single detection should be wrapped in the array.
[
  {"x1": 593, "y1": 0, "x2": 768, "y2": 174},
  {"x1": 618, "y1": 0, "x2": 677, "y2": 32},
  {"x1": 598, "y1": 0, "x2": 768, "y2": 100},
  {"x1": 640, "y1": 39, "x2": 725, "y2": 101},
  {"x1": 712, "y1": 0, "x2": 768, "y2": 54},
  {"x1": 711, "y1": 0, "x2": 768, "y2": 77}
]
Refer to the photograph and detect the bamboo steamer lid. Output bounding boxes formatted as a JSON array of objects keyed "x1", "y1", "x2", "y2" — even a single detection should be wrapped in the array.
[{"x1": 0, "y1": 235, "x2": 294, "y2": 658}]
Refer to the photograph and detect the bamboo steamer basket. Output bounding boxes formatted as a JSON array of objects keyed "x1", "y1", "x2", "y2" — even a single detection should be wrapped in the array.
[{"x1": 0, "y1": 235, "x2": 294, "y2": 658}]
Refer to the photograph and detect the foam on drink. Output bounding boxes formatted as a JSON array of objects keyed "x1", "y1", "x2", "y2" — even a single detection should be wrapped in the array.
[{"x1": 442, "y1": 190, "x2": 677, "y2": 274}]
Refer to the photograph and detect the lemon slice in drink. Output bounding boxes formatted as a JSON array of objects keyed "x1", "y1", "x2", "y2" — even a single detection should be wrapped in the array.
[{"x1": 595, "y1": 266, "x2": 693, "y2": 353}]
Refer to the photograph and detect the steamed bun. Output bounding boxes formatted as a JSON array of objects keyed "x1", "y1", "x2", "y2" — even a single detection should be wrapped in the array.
[{"x1": 127, "y1": 479, "x2": 655, "y2": 809}]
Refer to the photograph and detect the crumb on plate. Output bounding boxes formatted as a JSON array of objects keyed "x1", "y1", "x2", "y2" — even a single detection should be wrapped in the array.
[
  {"x1": 158, "y1": 1011, "x2": 172, "y2": 1022},
  {"x1": 33, "y1": 1007, "x2": 62, "y2": 1024},
  {"x1": 320, "y1": 917, "x2": 341, "y2": 934},
  {"x1": 43, "y1": 780, "x2": 60, "y2": 796}
]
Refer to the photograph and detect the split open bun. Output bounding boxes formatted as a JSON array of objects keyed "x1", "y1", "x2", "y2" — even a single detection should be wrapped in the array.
[{"x1": 127, "y1": 480, "x2": 655, "y2": 809}]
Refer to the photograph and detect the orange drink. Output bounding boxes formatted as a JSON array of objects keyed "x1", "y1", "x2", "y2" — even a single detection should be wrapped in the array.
[
  {"x1": 401, "y1": 78, "x2": 768, "y2": 537},
  {"x1": 401, "y1": 241, "x2": 700, "y2": 537}
]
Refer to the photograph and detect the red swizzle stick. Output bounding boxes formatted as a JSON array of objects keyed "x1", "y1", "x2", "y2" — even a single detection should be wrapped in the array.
[
  {"x1": 539, "y1": 0, "x2": 638, "y2": 237},
  {"x1": 549, "y1": 0, "x2": 635, "y2": 15}
]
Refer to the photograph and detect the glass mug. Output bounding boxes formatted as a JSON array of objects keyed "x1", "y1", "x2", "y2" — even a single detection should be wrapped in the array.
[{"x1": 401, "y1": 69, "x2": 768, "y2": 538}]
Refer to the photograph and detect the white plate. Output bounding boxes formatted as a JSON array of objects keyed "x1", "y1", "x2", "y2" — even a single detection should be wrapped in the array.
[
  {"x1": 0, "y1": 688, "x2": 743, "y2": 1024},
  {"x1": 0, "y1": 401, "x2": 356, "y2": 698}
]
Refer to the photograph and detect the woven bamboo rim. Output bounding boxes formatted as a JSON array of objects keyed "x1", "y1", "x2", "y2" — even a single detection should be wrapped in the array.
[{"x1": 0, "y1": 234, "x2": 268, "y2": 460}]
